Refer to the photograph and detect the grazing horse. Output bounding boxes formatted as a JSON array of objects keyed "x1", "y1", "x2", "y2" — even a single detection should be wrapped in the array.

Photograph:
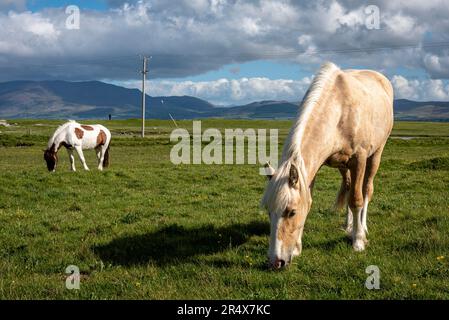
[
  {"x1": 261, "y1": 62, "x2": 394, "y2": 269},
  {"x1": 44, "y1": 120, "x2": 111, "y2": 172}
]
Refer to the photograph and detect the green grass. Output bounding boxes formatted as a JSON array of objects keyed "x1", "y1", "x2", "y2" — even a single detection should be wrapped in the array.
[{"x1": 0, "y1": 119, "x2": 448, "y2": 299}]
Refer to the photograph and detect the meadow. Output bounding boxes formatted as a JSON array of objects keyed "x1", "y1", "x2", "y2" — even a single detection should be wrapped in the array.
[{"x1": 0, "y1": 119, "x2": 448, "y2": 299}]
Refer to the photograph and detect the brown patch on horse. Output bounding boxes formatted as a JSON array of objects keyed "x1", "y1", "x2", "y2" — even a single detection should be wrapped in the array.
[
  {"x1": 81, "y1": 125, "x2": 94, "y2": 131},
  {"x1": 44, "y1": 143, "x2": 58, "y2": 171},
  {"x1": 75, "y1": 128, "x2": 84, "y2": 139},
  {"x1": 96, "y1": 130, "x2": 107, "y2": 146}
]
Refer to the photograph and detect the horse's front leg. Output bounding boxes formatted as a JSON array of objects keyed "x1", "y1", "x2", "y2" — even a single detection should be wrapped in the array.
[
  {"x1": 74, "y1": 146, "x2": 89, "y2": 171},
  {"x1": 349, "y1": 153, "x2": 368, "y2": 252},
  {"x1": 67, "y1": 148, "x2": 76, "y2": 171},
  {"x1": 345, "y1": 206, "x2": 353, "y2": 237}
]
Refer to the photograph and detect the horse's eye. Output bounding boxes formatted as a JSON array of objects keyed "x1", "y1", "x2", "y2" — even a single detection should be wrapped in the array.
[{"x1": 284, "y1": 209, "x2": 296, "y2": 218}]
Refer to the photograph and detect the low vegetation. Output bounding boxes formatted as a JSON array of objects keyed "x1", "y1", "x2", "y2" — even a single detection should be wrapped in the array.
[{"x1": 0, "y1": 119, "x2": 448, "y2": 299}]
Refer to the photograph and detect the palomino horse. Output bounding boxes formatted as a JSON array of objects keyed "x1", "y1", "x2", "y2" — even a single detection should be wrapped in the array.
[
  {"x1": 44, "y1": 120, "x2": 111, "y2": 172},
  {"x1": 262, "y1": 62, "x2": 394, "y2": 269}
]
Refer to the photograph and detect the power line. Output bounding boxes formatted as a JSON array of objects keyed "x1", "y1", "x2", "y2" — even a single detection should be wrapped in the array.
[{"x1": 0, "y1": 40, "x2": 449, "y2": 71}]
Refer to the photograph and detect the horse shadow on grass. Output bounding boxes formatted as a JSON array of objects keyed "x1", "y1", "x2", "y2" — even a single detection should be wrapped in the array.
[
  {"x1": 311, "y1": 235, "x2": 352, "y2": 251},
  {"x1": 92, "y1": 221, "x2": 269, "y2": 266}
]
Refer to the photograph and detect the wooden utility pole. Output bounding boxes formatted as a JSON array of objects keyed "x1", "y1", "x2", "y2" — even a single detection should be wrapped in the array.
[{"x1": 141, "y1": 56, "x2": 149, "y2": 138}]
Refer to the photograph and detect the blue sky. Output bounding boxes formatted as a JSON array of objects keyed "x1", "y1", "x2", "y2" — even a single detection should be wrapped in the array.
[
  {"x1": 1, "y1": 0, "x2": 448, "y2": 104},
  {"x1": 28, "y1": 0, "x2": 109, "y2": 12}
]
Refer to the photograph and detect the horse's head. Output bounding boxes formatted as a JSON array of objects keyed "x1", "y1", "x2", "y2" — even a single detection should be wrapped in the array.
[
  {"x1": 43, "y1": 148, "x2": 58, "y2": 172},
  {"x1": 261, "y1": 160, "x2": 311, "y2": 269}
]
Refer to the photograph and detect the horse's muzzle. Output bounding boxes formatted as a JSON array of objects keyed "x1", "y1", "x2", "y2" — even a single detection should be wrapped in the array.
[{"x1": 269, "y1": 258, "x2": 288, "y2": 270}]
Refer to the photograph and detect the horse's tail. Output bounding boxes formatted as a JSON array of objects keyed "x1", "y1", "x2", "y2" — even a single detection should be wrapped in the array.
[
  {"x1": 333, "y1": 169, "x2": 350, "y2": 211},
  {"x1": 103, "y1": 145, "x2": 110, "y2": 168},
  {"x1": 334, "y1": 189, "x2": 348, "y2": 211}
]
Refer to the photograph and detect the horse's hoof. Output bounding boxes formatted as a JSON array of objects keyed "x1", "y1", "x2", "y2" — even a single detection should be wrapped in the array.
[{"x1": 353, "y1": 239, "x2": 366, "y2": 252}]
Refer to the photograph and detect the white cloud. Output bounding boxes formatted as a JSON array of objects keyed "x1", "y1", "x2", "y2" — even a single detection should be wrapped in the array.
[
  {"x1": 108, "y1": 74, "x2": 449, "y2": 104},
  {"x1": 392, "y1": 75, "x2": 449, "y2": 101},
  {"x1": 384, "y1": 14, "x2": 420, "y2": 37},
  {"x1": 423, "y1": 53, "x2": 449, "y2": 78},
  {"x1": 18, "y1": 12, "x2": 59, "y2": 40},
  {"x1": 0, "y1": 0, "x2": 448, "y2": 84},
  {"x1": 115, "y1": 76, "x2": 312, "y2": 105},
  {"x1": 0, "y1": 11, "x2": 60, "y2": 56}
]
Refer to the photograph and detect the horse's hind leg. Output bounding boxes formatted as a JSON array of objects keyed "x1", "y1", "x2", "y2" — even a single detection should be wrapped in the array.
[
  {"x1": 335, "y1": 168, "x2": 352, "y2": 236},
  {"x1": 96, "y1": 145, "x2": 107, "y2": 171},
  {"x1": 348, "y1": 152, "x2": 368, "y2": 252},
  {"x1": 362, "y1": 147, "x2": 384, "y2": 235},
  {"x1": 74, "y1": 146, "x2": 89, "y2": 171}
]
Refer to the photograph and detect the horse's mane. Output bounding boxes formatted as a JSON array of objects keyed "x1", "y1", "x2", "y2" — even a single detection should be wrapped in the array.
[
  {"x1": 47, "y1": 120, "x2": 77, "y2": 149},
  {"x1": 282, "y1": 62, "x2": 339, "y2": 162},
  {"x1": 261, "y1": 62, "x2": 339, "y2": 214}
]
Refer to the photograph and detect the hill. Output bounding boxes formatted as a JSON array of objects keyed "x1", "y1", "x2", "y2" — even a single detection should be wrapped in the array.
[
  {"x1": 0, "y1": 80, "x2": 448, "y2": 121},
  {"x1": 0, "y1": 80, "x2": 215, "y2": 119}
]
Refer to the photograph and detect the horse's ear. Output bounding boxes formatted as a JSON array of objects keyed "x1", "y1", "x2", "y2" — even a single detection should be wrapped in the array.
[
  {"x1": 264, "y1": 161, "x2": 275, "y2": 180},
  {"x1": 289, "y1": 163, "x2": 299, "y2": 188}
]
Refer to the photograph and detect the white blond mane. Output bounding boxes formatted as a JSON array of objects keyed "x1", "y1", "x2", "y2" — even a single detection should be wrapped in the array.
[
  {"x1": 47, "y1": 120, "x2": 77, "y2": 149},
  {"x1": 262, "y1": 62, "x2": 339, "y2": 214},
  {"x1": 283, "y1": 62, "x2": 340, "y2": 161}
]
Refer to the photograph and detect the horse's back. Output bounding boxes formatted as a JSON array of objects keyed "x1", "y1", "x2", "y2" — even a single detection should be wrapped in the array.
[
  {"x1": 338, "y1": 68, "x2": 393, "y2": 109},
  {"x1": 332, "y1": 68, "x2": 394, "y2": 154},
  {"x1": 347, "y1": 69, "x2": 393, "y2": 104},
  {"x1": 66, "y1": 122, "x2": 111, "y2": 149}
]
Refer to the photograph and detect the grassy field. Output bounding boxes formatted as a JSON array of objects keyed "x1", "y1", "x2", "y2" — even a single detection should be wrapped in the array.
[{"x1": 0, "y1": 119, "x2": 448, "y2": 299}]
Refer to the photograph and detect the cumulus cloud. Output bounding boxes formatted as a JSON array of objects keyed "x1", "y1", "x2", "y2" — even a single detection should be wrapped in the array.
[
  {"x1": 0, "y1": 0, "x2": 448, "y2": 104},
  {"x1": 391, "y1": 75, "x2": 449, "y2": 101},
  {"x1": 116, "y1": 76, "x2": 312, "y2": 105},
  {"x1": 107, "y1": 73, "x2": 449, "y2": 104},
  {"x1": 423, "y1": 53, "x2": 449, "y2": 79},
  {"x1": 113, "y1": 74, "x2": 449, "y2": 104}
]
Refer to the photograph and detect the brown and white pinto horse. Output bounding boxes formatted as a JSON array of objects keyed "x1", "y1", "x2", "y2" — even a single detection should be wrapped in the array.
[
  {"x1": 44, "y1": 120, "x2": 111, "y2": 172},
  {"x1": 262, "y1": 62, "x2": 394, "y2": 269}
]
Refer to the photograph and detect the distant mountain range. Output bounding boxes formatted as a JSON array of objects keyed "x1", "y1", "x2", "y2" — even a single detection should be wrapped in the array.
[{"x1": 0, "y1": 80, "x2": 448, "y2": 121}]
